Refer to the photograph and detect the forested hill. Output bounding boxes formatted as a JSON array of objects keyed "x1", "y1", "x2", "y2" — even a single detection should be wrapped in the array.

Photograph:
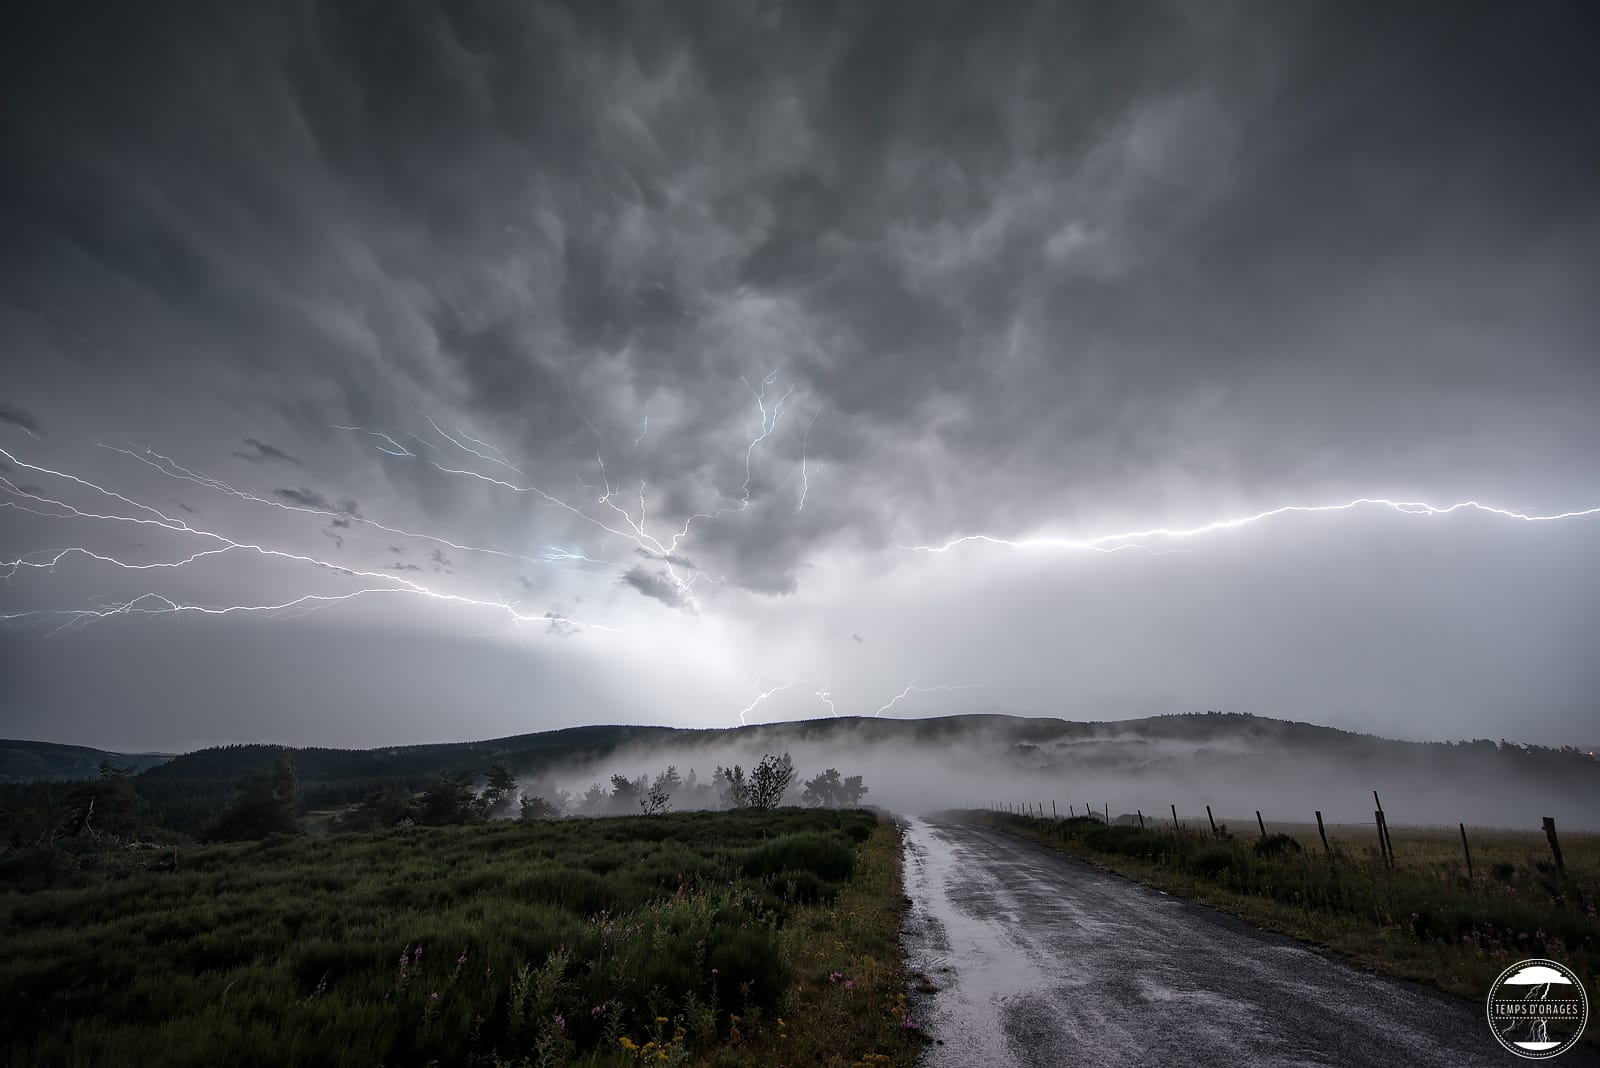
[
  {"x1": 5, "y1": 712, "x2": 1597, "y2": 835},
  {"x1": 0, "y1": 740, "x2": 174, "y2": 784}
]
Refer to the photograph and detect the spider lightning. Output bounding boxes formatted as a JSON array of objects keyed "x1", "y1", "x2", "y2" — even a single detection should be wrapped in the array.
[
  {"x1": 0, "y1": 450, "x2": 613, "y2": 636},
  {"x1": 1, "y1": 373, "x2": 810, "y2": 646}
]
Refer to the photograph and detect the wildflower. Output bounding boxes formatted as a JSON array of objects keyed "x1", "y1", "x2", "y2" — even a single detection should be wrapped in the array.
[
  {"x1": 845, "y1": 979, "x2": 855, "y2": 990},
  {"x1": 655, "y1": 1016, "x2": 669, "y2": 1024},
  {"x1": 430, "y1": 991, "x2": 439, "y2": 1000},
  {"x1": 830, "y1": 971, "x2": 842, "y2": 983},
  {"x1": 554, "y1": 1014, "x2": 565, "y2": 1029},
  {"x1": 711, "y1": 968, "x2": 719, "y2": 977}
]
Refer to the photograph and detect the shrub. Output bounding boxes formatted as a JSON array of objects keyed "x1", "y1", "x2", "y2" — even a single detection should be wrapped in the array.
[
  {"x1": 740, "y1": 832, "x2": 856, "y2": 883},
  {"x1": 1190, "y1": 845, "x2": 1237, "y2": 878},
  {"x1": 1253, "y1": 833, "x2": 1304, "y2": 859}
]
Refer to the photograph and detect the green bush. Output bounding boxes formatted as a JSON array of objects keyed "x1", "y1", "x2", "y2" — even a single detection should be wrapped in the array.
[{"x1": 740, "y1": 832, "x2": 857, "y2": 883}]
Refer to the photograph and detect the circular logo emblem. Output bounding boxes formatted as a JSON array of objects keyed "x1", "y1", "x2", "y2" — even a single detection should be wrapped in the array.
[{"x1": 1486, "y1": 959, "x2": 1589, "y2": 1059}]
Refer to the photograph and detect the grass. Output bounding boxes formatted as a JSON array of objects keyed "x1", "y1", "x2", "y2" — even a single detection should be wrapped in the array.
[
  {"x1": 971, "y1": 811, "x2": 1600, "y2": 1046},
  {"x1": 0, "y1": 809, "x2": 922, "y2": 1067}
]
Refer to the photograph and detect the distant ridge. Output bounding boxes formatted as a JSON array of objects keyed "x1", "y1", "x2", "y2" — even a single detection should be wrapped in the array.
[
  {"x1": 0, "y1": 739, "x2": 175, "y2": 784},
  {"x1": 7, "y1": 713, "x2": 1596, "y2": 833}
]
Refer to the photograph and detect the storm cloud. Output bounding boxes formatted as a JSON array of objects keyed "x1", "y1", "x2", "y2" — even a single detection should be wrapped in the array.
[{"x1": 1, "y1": 2, "x2": 1597, "y2": 751}]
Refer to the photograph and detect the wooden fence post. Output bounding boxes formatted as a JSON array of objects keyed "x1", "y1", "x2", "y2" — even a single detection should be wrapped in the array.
[
  {"x1": 1256, "y1": 811, "x2": 1267, "y2": 840},
  {"x1": 1374, "y1": 810, "x2": 1390, "y2": 869},
  {"x1": 1374, "y1": 791, "x2": 1395, "y2": 863},
  {"x1": 1315, "y1": 811, "x2": 1330, "y2": 857},
  {"x1": 1459, "y1": 822, "x2": 1473, "y2": 880},
  {"x1": 1137, "y1": 810, "x2": 1145, "y2": 829},
  {"x1": 1171, "y1": 804, "x2": 1179, "y2": 832},
  {"x1": 1052, "y1": 801, "x2": 1057, "y2": 820},
  {"x1": 1542, "y1": 817, "x2": 1566, "y2": 877},
  {"x1": 1206, "y1": 805, "x2": 1218, "y2": 837}
]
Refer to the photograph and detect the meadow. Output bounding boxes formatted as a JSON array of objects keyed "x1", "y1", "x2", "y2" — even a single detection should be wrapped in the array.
[
  {"x1": 974, "y1": 811, "x2": 1600, "y2": 1045},
  {"x1": 1, "y1": 809, "x2": 922, "y2": 1067}
]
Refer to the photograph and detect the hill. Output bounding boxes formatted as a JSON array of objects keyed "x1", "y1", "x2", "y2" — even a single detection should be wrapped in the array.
[
  {"x1": 7, "y1": 713, "x2": 1597, "y2": 834},
  {"x1": 0, "y1": 740, "x2": 175, "y2": 784}
]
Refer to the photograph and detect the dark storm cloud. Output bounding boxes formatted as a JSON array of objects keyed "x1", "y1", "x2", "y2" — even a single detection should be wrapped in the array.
[
  {"x1": 386, "y1": 562, "x2": 422, "y2": 573},
  {"x1": 852, "y1": 634, "x2": 864, "y2": 644},
  {"x1": 273, "y1": 487, "x2": 332, "y2": 510},
  {"x1": 0, "y1": 403, "x2": 44, "y2": 437},
  {"x1": 6, "y1": 1, "x2": 1597, "y2": 597},
  {"x1": 621, "y1": 566, "x2": 689, "y2": 611},
  {"x1": 234, "y1": 439, "x2": 303, "y2": 466}
]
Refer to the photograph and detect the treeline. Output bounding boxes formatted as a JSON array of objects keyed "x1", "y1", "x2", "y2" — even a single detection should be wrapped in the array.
[
  {"x1": 0, "y1": 747, "x2": 873, "y2": 851},
  {"x1": 339, "y1": 752, "x2": 872, "y2": 832}
]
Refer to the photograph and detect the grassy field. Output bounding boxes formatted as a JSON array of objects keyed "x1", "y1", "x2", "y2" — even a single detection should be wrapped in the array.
[
  {"x1": 971, "y1": 811, "x2": 1600, "y2": 1045},
  {"x1": 0, "y1": 809, "x2": 922, "y2": 1067}
]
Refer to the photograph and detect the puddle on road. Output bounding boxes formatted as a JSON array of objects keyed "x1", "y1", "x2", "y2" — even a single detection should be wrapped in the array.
[{"x1": 901, "y1": 816, "x2": 1056, "y2": 1068}]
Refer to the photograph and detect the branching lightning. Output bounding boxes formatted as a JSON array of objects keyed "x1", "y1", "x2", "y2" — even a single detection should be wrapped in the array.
[
  {"x1": 1, "y1": 372, "x2": 812, "y2": 656},
  {"x1": 0, "y1": 452, "x2": 614, "y2": 636}
]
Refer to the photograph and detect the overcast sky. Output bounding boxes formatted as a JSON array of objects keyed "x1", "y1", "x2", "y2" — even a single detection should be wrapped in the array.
[{"x1": 2, "y1": 1, "x2": 1598, "y2": 752}]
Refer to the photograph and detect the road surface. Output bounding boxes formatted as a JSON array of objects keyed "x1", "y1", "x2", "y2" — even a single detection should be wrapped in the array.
[{"x1": 900, "y1": 816, "x2": 1596, "y2": 1067}]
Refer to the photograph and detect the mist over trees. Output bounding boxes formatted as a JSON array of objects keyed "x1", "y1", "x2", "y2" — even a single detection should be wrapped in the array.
[
  {"x1": 801, "y1": 768, "x2": 869, "y2": 808},
  {"x1": 316, "y1": 749, "x2": 873, "y2": 832}
]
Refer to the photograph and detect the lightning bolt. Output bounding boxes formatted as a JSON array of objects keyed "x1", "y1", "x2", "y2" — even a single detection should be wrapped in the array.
[
  {"x1": 797, "y1": 405, "x2": 821, "y2": 513},
  {"x1": 872, "y1": 683, "x2": 982, "y2": 718},
  {"x1": 736, "y1": 675, "x2": 803, "y2": 726},
  {"x1": 416, "y1": 414, "x2": 521, "y2": 475},
  {"x1": 906, "y1": 497, "x2": 1600, "y2": 555}
]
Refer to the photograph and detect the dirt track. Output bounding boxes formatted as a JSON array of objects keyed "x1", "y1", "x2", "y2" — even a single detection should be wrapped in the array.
[{"x1": 900, "y1": 816, "x2": 1595, "y2": 1067}]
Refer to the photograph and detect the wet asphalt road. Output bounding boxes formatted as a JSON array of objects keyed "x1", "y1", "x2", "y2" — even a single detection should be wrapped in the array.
[{"x1": 900, "y1": 816, "x2": 1598, "y2": 1068}]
